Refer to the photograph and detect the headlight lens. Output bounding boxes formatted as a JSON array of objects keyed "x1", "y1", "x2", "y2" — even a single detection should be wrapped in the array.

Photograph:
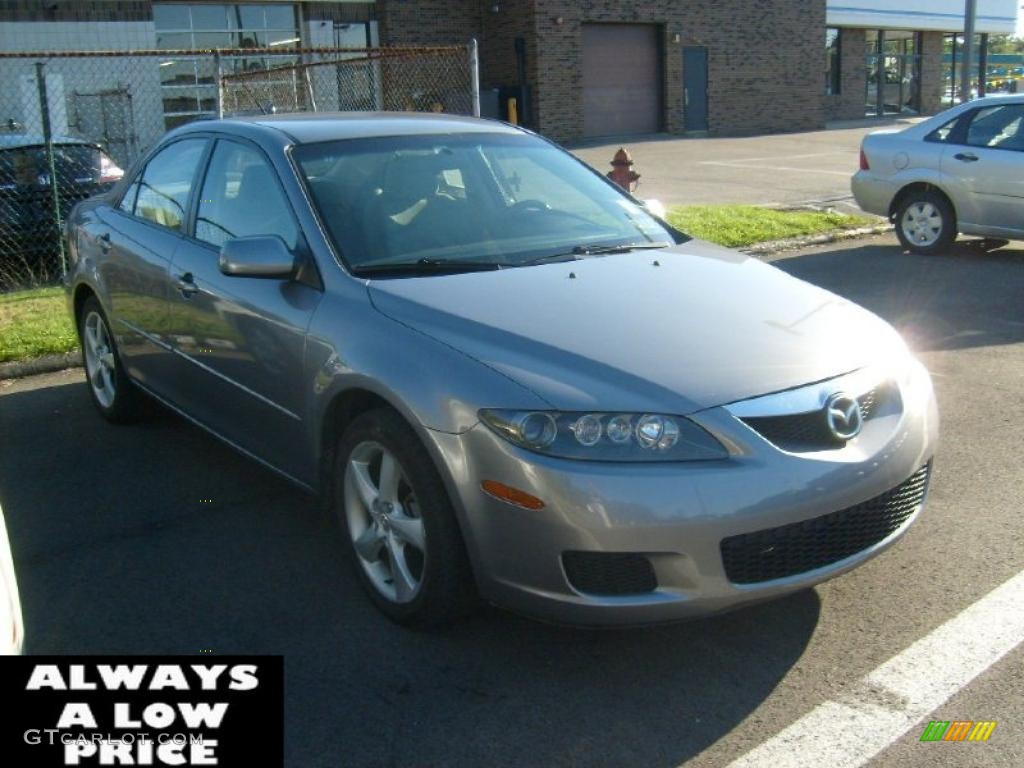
[{"x1": 479, "y1": 409, "x2": 728, "y2": 462}]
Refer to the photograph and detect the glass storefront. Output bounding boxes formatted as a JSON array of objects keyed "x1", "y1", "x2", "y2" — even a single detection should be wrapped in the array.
[
  {"x1": 826, "y1": 28, "x2": 841, "y2": 96},
  {"x1": 865, "y1": 30, "x2": 921, "y2": 117},
  {"x1": 943, "y1": 34, "x2": 1024, "y2": 106},
  {"x1": 154, "y1": 3, "x2": 300, "y2": 128}
]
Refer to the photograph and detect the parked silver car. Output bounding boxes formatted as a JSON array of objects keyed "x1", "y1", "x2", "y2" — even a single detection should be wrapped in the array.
[
  {"x1": 853, "y1": 95, "x2": 1024, "y2": 254},
  {"x1": 65, "y1": 114, "x2": 938, "y2": 627}
]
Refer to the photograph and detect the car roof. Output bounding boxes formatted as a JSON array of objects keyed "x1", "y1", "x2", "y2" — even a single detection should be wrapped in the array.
[
  {"x1": 177, "y1": 111, "x2": 523, "y2": 144},
  {"x1": 960, "y1": 93, "x2": 1024, "y2": 107},
  {"x1": 0, "y1": 133, "x2": 95, "y2": 149}
]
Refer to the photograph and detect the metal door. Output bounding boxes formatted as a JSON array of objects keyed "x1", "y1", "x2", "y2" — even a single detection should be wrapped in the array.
[
  {"x1": 582, "y1": 24, "x2": 661, "y2": 138},
  {"x1": 683, "y1": 47, "x2": 709, "y2": 133}
]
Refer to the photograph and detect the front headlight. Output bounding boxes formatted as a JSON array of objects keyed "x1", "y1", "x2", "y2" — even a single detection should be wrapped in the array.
[{"x1": 479, "y1": 409, "x2": 728, "y2": 462}]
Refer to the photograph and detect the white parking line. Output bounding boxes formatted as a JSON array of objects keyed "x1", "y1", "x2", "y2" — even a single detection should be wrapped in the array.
[
  {"x1": 698, "y1": 151, "x2": 854, "y2": 165},
  {"x1": 697, "y1": 162, "x2": 853, "y2": 177},
  {"x1": 724, "y1": 568, "x2": 1024, "y2": 768}
]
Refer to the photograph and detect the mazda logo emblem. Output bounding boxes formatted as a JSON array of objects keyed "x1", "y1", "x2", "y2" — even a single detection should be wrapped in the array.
[{"x1": 825, "y1": 392, "x2": 863, "y2": 441}]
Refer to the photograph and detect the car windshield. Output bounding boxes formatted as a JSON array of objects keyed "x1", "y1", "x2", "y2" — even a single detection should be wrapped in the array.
[{"x1": 293, "y1": 132, "x2": 683, "y2": 272}]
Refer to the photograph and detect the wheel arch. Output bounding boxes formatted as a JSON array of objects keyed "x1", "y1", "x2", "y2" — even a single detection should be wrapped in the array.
[
  {"x1": 317, "y1": 385, "x2": 483, "y2": 578},
  {"x1": 317, "y1": 387, "x2": 461, "y2": 512},
  {"x1": 889, "y1": 182, "x2": 957, "y2": 225},
  {"x1": 71, "y1": 282, "x2": 101, "y2": 331}
]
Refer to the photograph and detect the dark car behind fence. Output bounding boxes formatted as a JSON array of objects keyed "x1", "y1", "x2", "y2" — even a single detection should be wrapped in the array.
[{"x1": 0, "y1": 44, "x2": 478, "y2": 292}]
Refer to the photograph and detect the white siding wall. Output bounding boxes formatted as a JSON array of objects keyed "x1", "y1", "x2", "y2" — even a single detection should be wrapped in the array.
[
  {"x1": 827, "y1": 0, "x2": 1019, "y2": 34},
  {"x1": 0, "y1": 22, "x2": 166, "y2": 161},
  {"x1": 0, "y1": 20, "x2": 155, "y2": 52}
]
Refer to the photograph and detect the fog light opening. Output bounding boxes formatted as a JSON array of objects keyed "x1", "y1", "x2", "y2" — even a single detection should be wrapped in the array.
[{"x1": 481, "y1": 480, "x2": 546, "y2": 510}]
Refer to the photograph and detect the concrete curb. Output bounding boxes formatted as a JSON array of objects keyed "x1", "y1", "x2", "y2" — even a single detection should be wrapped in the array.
[
  {"x1": 0, "y1": 351, "x2": 80, "y2": 381},
  {"x1": 742, "y1": 223, "x2": 892, "y2": 257}
]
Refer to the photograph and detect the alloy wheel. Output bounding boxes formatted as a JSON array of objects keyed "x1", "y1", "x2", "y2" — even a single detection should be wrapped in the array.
[
  {"x1": 82, "y1": 311, "x2": 116, "y2": 409},
  {"x1": 344, "y1": 441, "x2": 426, "y2": 604},
  {"x1": 900, "y1": 201, "x2": 943, "y2": 247}
]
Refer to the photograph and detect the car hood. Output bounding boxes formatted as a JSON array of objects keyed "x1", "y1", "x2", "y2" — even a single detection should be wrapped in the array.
[{"x1": 366, "y1": 240, "x2": 907, "y2": 414}]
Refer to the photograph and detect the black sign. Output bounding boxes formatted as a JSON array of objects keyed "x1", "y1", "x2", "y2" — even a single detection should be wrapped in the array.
[{"x1": 1, "y1": 656, "x2": 283, "y2": 767}]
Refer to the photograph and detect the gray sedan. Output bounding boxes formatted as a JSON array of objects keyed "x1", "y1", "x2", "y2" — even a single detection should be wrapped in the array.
[
  {"x1": 853, "y1": 95, "x2": 1024, "y2": 254},
  {"x1": 65, "y1": 114, "x2": 938, "y2": 627}
]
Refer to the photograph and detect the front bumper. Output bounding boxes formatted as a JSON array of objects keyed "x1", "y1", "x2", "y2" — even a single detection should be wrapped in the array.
[{"x1": 428, "y1": 360, "x2": 939, "y2": 626}]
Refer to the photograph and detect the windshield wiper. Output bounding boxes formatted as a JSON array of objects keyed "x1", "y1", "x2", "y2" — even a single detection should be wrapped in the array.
[
  {"x1": 353, "y1": 257, "x2": 506, "y2": 276},
  {"x1": 519, "y1": 242, "x2": 671, "y2": 267}
]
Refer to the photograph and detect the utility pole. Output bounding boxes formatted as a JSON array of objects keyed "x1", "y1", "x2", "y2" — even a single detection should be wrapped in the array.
[{"x1": 960, "y1": 0, "x2": 977, "y2": 102}]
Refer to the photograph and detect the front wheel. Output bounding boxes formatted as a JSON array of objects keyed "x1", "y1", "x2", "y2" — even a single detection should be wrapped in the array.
[
  {"x1": 894, "y1": 191, "x2": 957, "y2": 255},
  {"x1": 78, "y1": 296, "x2": 143, "y2": 423},
  {"x1": 334, "y1": 409, "x2": 475, "y2": 627}
]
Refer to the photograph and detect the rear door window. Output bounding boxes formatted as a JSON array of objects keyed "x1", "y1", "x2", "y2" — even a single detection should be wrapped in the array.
[{"x1": 133, "y1": 138, "x2": 207, "y2": 231}]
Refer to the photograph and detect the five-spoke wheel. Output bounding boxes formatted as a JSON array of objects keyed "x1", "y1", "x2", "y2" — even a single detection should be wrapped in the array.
[
  {"x1": 335, "y1": 409, "x2": 474, "y2": 626},
  {"x1": 82, "y1": 309, "x2": 117, "y2": 409},
  {"x1": 77, "y1": 296, "x2": 142, "y2": 422},
  {"x1": 345, "y1": 441, "x2": 426, "y2": 604}
]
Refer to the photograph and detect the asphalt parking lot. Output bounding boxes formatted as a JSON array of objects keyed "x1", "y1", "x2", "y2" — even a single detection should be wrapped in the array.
[
  {"x1": 1, "y1": 233, "x2": 1022, "y2": 767},
  {"x1": 573, "y1": 119, "x2": 923, "y2": 211}
]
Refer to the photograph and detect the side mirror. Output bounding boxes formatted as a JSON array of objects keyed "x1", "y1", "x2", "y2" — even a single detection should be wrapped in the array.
[
  {"x1": 641, "y1": 199, "x2": 667, "y2": 220},
  {"x1": 219, "y1": 236, "x2": 297, "y2": 279}
]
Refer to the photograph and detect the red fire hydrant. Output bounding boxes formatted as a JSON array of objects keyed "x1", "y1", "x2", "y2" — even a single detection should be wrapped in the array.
[{"x1": 607, "y1": 147, "x2": 640, "y2": 192}]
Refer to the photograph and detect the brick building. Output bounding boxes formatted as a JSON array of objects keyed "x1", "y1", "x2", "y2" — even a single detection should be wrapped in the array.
[{"x1": 0, "y1": 1, "x2": 1018, "y2": 145}]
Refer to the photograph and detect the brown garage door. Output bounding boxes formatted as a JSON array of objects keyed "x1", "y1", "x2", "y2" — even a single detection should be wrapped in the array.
[{"x1": 582, "y1": 24, "x2": 661, "y2": 138}]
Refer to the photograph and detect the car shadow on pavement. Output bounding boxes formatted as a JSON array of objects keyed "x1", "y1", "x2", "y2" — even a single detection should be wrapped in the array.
[
  {"x1": 0, "y1": 376, "x2": 820, "y2": 768},
  {"x1": 773, "y1": 239, "x2": 1024, "y2": 354}
]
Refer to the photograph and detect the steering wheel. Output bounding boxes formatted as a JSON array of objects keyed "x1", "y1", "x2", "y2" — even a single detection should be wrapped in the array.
[{"x1": 508, "y1": 199, "x2": 552, "y2": 215}]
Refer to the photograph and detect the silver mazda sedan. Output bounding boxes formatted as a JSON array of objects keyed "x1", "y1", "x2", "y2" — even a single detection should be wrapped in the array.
[{"x1": 65, "y1": 114, "x2": 938, "y2": 627}]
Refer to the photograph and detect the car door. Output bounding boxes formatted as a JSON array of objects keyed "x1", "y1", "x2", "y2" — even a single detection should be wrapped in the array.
[
  {"x1": 940, "y1": 103, "x2": 1024, "y2": 235},
  {"x1": 95, "y1": 137, "x2": 209, "y2": 391},
  {"x1": 166, "y1": 137, "x2": 322, "y2": 482}
]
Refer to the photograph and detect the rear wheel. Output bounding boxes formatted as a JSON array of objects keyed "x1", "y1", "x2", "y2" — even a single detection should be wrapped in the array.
[
  {"x1": 78, "y1": 296, "x2": 143, "y2": 423},
  {"x1": 334, "y1": 409, "x2": 475, "y2": 627},
  {"x1": 894, "y1": 191, "x2": 956, "y2": 255}
]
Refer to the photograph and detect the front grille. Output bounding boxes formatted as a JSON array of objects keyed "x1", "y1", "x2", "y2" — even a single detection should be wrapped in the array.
[
  {"x1": 562, "y1": 551, "x2": 657, "y2": 596},
  {"x1": 741, "y1": 384, "x2": 896, "y2": 452},
  {"x1": 721, "y1": 463, "x2": 931, "y2": 585}
]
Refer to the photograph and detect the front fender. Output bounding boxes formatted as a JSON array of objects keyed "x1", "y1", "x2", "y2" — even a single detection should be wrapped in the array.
[{"x1": 304, "y1": 281, "x2": 549, "y2": 464}]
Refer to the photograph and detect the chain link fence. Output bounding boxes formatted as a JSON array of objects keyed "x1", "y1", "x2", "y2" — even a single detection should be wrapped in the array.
[
  {"x1": 0, "y1": 44, "x2": 478, "y2": 292},
  {"x1": 221, "y1": 45, "x2": 477, "y2": 119}
]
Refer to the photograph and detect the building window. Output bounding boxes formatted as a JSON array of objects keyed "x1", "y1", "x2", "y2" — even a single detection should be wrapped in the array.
[
  {"x1": 154, "y1": 3, "x2": 300, "y2": 129},
  {"x1": 865, "y1": 30, "x2": 921, "y2": 117},
  {"x1": 826, "y1": 28, "x2": 842, "y2": 96}
]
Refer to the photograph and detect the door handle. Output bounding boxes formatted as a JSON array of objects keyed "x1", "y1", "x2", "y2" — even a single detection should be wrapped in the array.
[
  {"x1": 97, "y1": 232, "x2": 111, "y2": 252},
  {"x1": 954, "y1": 152, "x2": 979, "y2": 163},
  {"x1": 175, "y1": 272, "x2": 198, "y2": 298},
  {"x1": 684, "y1": 88, "x2": 690, "y2": 107}
]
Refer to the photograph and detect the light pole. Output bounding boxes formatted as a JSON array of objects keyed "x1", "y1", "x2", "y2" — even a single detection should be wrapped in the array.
[{"x1": 960, "y1": 0, "x2": 977, "y2": 102}]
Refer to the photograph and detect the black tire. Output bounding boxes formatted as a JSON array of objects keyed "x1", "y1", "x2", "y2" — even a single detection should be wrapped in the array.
[
  {"x1": 334, "y1": 408, "x2": 476, "y2": 627},
  {"x1": 894, "y1": 190, "x2": 957, "y2": 255},
  {"x1": 77, "y1": 296, "x2": 144, "y2": 423}
]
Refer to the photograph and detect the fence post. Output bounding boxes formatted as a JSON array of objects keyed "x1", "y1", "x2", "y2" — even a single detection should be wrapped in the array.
[
  {"x1": 469, "y1": 38, "x2": 481, "y2": 117},
  {"x1": 214, "y1": 50, "x2": 224, "y2": 118},
  {"x1": 35, "y1": 61, "x2": 66, "y2": 278},
  {"x1": 302, "y1": 61, "x2": 318, "y2": 112}
]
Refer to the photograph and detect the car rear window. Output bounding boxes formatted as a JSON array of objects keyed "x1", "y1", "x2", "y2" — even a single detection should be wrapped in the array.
[
  {"x1": 0, "y1": 144, "x2": 102, "y2": 190},
  {"x1": 925, "y1": 117, "x2": 959, "y2": 144}
]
